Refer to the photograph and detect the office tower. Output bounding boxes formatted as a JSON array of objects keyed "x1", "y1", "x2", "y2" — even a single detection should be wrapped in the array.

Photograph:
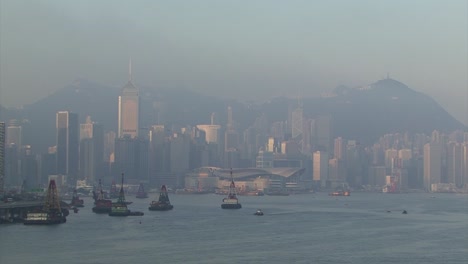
[
  {"x1": 114, "y1": 136, "x2": 149, "y2": 183},
  {"x1": 385, "y1": 148, "x2": 398, "y2": 169},
  {"x1": 169, "y1": 132, "x2": 191, "y2": 187},
  {"x1": 313, "y1": 151, "x2": 328, "y2": 188},
  {"x1": 118, "y1": 60, "x2": 140, "y2": 139},
  {"x1": 423, "y1": 142, "x2": 442, "y2": 191},
  {"x1": 334, "y1": 137, "x2": 344, "y2": 160},
  {"x1": 20, "y1": 145, "x2": 38, "y2": 187},
  {"x1": 225, "y1": 106, "x2": 239, "y2": 150},
  {"x1": 79, "y1": 116, "x2": 104, "y2": 184},
  {"x1": 291, "y1": 105, "x2": 303, "y2": 142},
  {"x1": 148, "y1": 125, "x2": 172, "y2": 186},
  {"x1": 314, "y1": 115, "x2": 333, "y2": 153},
  {"x1": 56, "y1": 111, "x2": 79, "y2": 180},
  {"x1": 224, "y1": 106, "x2": 239, "y2": 168},
  {"x1": 6, "y1": 119, "x2": 22, "y2": 149},
  {"x1": 0, "y1": 122, "x2": 5, "y2": 195},
  {"x1": 463, "y1": 143, "x2": 468, "y2": 187},
  {"x1": 447, "y1": 142, "x2": 463, "y2": 187},
  {"x1": 368, "y1": 166, "x2": 386, "y2": 187}
]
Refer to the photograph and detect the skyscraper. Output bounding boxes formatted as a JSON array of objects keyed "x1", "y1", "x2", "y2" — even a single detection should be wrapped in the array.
[
  {"x1": 56, "y1": 111, "x2": 79, "y2": 179},
  {"x1": 423, "y1": 142, "x2": 442, "y2": 191},
  {"x1": 79, "y1": 116, "x2": 104, "y2": 184},
  {"x1": 118, "y1": 60, "x2": 140, "y2": 139},
  {"x1": 0, "y1": 122, "x2": 5, "y2": 195}
]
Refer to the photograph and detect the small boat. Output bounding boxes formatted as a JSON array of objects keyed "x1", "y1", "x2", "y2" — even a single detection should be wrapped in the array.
[
  {"x1": 24, "y1": 180, "x2": 67, "y2": 225},
  {"x1": 402, "y1": 210, "x2": 408, "y2": 214},
  {"x1": 254, "y1": 209, "x2": 264, "y2": 216},
  {"x1": 221, "y1": 169, "x2": 242, "y2": 209},
  {"x1": 136, "y1": 183, "x2": 148, "y2": 199},
  {"x1": 149, "y1": 185, "x2": 174, "y2": 211},
  {"x1": 328, "y1": 190, "x2": 351, "y2": 196}
]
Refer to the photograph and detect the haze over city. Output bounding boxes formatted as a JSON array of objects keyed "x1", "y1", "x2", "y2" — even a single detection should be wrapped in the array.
[{"x1": 0, "y1": 0, "x2": 467, "y2": 125}]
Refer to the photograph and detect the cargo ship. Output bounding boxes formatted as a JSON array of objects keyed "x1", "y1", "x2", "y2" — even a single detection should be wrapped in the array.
[
  {"x1": 148, "y1": 185, "x2": 174, "y2": 211},
  {"x1": 24, "y1": 180, "x2": 67, "y2": 225},
  {"x1": 221, "y1": 170, "x2": 242, "y2": 209}
]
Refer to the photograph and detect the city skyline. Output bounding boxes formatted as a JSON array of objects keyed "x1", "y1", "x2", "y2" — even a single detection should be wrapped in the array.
[{"x1": 0, "y1": 0, "x2": 466, "y2": 125}]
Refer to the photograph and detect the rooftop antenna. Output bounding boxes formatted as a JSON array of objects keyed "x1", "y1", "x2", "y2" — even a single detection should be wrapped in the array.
[{"x1": 129, "y1": 57, "x2": 132, "y2": 82}]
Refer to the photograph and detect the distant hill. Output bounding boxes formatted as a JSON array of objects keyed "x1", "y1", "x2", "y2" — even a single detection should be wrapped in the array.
[{"x1": 0, "y1": 78, "x2": 464, "y2": 152}]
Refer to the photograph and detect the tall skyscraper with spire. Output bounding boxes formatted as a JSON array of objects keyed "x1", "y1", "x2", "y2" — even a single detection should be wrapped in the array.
[{"x1": 118, "y1": 59, "x2": 140, "y2": 139}]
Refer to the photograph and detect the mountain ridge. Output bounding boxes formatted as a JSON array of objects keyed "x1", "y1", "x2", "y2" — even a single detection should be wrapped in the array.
[{"x1": 0, "y1": 78, "x2": 464, "y2": 152}]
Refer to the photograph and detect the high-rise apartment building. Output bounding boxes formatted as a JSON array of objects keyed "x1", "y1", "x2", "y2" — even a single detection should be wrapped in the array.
[
  {"x1": 56, "y1": 111, "x2": 79, "y2": 179},
  {"x1": 118, "y1": 60, "x2": 140, "y2": 139}
]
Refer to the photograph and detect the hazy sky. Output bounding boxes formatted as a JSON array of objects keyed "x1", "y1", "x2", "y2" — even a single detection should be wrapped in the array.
[{"x1": 1, "y1": 0, "x2": 467, "y2": 124}]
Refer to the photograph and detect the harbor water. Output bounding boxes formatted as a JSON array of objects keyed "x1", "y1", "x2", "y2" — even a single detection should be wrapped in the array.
[{"x1": 0, "y1": 192, "x2": 467, "y2": 264}]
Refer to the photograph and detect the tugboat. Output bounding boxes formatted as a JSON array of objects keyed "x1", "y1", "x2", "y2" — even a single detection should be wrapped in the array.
[
  {"x1": 92, "y1": 179, "x2": 112, "y2": 214},
  {"x1": 24, "y1": 179, "x2": 67, "y2": 225},
  {"x1": 136, "y1": 183, "x2": 148, "y2": 199},
  {"x1": 108, "y1": 173, "x2": 144, "y2": 217},
  {"x1": 221, "y1": 169, "x2": 242, "y2": 209},
  {"x1": 70, "y1": 189, "x2": 84, "y2": 207},
  {"x1": 148, "y1": 185, "x2": 174, "y2": 211}
]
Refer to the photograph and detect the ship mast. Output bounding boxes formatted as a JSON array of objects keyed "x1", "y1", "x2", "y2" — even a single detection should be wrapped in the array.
[
  {"x1": 228, "y1": 168, "x2": 237, "y2": 199},
  {"x1": 117, "y1": 173, "x2": 126, "y2": 204}
]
